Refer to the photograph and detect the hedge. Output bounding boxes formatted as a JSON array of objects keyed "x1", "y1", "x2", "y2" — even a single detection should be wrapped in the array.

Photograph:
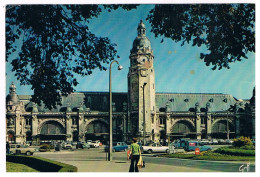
[
  {"x1": 215, "y1": 147, "x2": 255, "y2": 156},
  {"x1": 6, "y1": 155, "x2": 77, "y2": 172}
]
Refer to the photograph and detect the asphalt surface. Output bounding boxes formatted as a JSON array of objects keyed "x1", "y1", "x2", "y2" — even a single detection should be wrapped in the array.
[{"x1": 33, "y1": 147, "x2": 255, "y2": 172}]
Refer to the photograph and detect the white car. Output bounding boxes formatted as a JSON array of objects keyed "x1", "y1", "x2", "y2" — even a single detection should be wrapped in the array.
[
  {"x1": 90, "y1": 141, "x2": 100, "y2": 148},
  {"x1": 142, "y1": 143, "x2": 169, "y2": 154},
  {"x1": 210, "y1": 139, "x2": 218, "y2": 145},
  {"x1": 10, "y1": 144, "x2": 36, "y2": 155}
]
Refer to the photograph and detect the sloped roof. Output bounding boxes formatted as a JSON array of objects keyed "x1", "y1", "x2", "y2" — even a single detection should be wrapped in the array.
[
  {"x1": 20, "y1": 92, "x2": 239, "y2": 113},
  {"x1": 24, "y1": 92, "x2": 128, "y2": 113},
  {"x1": 155, "y1": 93, "x2": 237, "y2": 112}
]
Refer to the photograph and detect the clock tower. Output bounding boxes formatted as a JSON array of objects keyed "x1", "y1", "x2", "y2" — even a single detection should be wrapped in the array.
[{"x1": 128, "y1": 20, "x2": 156, "y2": 142}]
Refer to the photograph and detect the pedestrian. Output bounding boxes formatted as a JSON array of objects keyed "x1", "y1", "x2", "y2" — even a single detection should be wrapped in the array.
[
  {"x1": 6, "y1": 142, "x2": 10, "y2": 154},
  {"x1": 129, "y1": 138, "x2": 141, "y2": 172}
]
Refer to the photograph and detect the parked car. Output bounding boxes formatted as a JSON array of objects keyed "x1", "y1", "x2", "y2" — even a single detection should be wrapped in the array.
[
  {"x1": 218, "y1": 139, "x2": 225, "y2": 145},
  {"x1": 104, "y1": 142, "x2": 128, "y2": 152},
  {"x1": 225, "y1": 139, "x2": 233, "y2": 145},
  {"x1": 76, "y1": 142, "x2": 90, "y2": 149},
  {"x1": 210, "y1": 139, "x2": 218, "y2": 145},
  {"x1": 71, "y1": 142, "x2": 77, "y2": 146},
  {"x1": 90, "y1": 141, "x2": 100, "y2": 148},
  {"x1": 86, "y1": 140, "x2": 92, "y2": 145},
  {"x1": 62, "y1": 142, "x2": 73, "y2": 149},
  {"x1": 113, "y1": 142, "x2": 128, "y2": 152},
  {"x1": 200, "y1": 139, "x2": 210, "y2": 145},
  {"x1": 184, "y1": 141, "x2": 212, "y2": 152},
  {"x1": 142, "y1": 143, "x2": 169, "y2": 154},
  {"x1": 10, "y1": 144, "x2": 36, "y2": 155}
]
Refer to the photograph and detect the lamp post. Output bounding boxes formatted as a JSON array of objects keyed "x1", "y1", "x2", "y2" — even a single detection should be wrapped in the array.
[
  {"x1": 108, "y1": 60, "x2": 123, "y2": 161},
  {"x1": 143, "y1": 82, "x2": 147, "y2": 145}
]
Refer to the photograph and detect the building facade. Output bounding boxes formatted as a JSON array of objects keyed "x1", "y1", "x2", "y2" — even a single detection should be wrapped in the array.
[{"x1": 6, "y1": 21, "x2": 255, "y2": 145}]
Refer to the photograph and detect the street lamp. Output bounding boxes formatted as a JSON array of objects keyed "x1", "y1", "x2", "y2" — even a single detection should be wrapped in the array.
[
  {"x1": 143, "y1": 82, "x2": 147, "y2": 145},
  {"x1": 108, "y1": 60, "x2": 123, "y2": 161}
]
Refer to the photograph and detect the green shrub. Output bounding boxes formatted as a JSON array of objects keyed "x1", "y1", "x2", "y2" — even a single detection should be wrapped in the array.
[
  {"x1": 233, "y1": 136, "x2": 252, "y2": 147},
  {"x1": 240, "y1": 145, "x2": 255, "y2": 150},
  {"x1": 215, "y1": 147, "x2": 255, "y2": 156},
  {"x1": 6, "y1": 155, "x2": 77, "y2": 172}
]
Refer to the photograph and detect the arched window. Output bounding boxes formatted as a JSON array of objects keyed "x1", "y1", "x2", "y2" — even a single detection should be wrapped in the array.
[
  {"x1": 86, "y1": 121, "x2": 108, "y2": 134},
  {"x1": 40, "y1": 121, "x2": 65, "y2": 134},
  {"x1": 172, "y1": 121, "x2": 194, "y2": 133}
]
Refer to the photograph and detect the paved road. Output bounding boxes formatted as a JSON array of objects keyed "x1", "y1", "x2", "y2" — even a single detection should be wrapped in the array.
[{"x1": 34, "y1": 148, "x2": 255, "y2": 172}]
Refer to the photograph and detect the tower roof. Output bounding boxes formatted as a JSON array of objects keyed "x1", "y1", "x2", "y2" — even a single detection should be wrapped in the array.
[
  {"x1": 131, "y1": 20, "x2": 151, "y2": 52},
  {"x1": 6, "y1": 82, "x2": 20, "y2": 104}
]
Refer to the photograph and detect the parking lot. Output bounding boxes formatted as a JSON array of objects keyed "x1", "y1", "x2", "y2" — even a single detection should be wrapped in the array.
[{"x1": 32, "y1": 144, "x2": 254, "y2": 172}]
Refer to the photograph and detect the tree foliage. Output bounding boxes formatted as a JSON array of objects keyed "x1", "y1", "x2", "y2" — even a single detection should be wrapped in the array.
[
  {"x1": 147, "y1": 4, "x2": 255, "y2": 70},
  {"x1": 6, "y1": 5, "x2": 138, "y2": 109},
  {"x1": 6, "y1": 4, "x2": 255, "y2": 109},
  {"x1": 233, "y1": 136, "x2": 253, "y2": 148}
]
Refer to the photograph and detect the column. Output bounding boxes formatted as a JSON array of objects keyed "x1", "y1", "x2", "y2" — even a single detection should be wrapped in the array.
[
  {"x1": 78, "y1": 113, "x2": 84, "y2": 142},
  {"x1": 235, "y1": 116, "x2": 240, "y2": 138},
  {"x1": 196, "y1": 114, "x2": 201, "y2": 140},
  {"x1": 31, "y1": 114, "x2": 38, "y2": 145},
  {"x1": 206, "y1": 114, "x2": 212, "y2": 139},
  {"x1": 166, "y1": 114, "x2": 171, "y2": 144},
  {"x1": 66, "y1": 113, "x2": 72, "y2": 141}
]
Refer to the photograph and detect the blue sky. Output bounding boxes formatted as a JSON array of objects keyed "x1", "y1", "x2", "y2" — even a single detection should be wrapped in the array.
[{"x1": 6, "y1": 4, "x2": 255, "y2": 99}]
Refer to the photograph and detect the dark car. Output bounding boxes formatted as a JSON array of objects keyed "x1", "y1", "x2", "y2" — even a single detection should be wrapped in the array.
[{"x1": 76, "y1": 142, "x2": 90, "y2": 149}]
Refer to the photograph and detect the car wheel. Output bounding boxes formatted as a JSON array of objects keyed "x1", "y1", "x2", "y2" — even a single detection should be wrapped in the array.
[
  {"x1": 166, "y1": 149, "x2": 169, "y2": 153},
  {"x1": 124, "y1": 148, "x2": 126, "y2": 152},
  {"x1": 113, "y1": 149, "x2": 116, "y2": 152},
  {"x1": 147, "y1": 149, "x2": 152, "y2": 154},
  {"x1": 26, "y1": 151, "x2": 31, "y2": 156}
]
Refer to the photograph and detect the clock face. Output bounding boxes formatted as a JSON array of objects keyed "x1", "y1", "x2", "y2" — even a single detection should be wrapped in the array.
[
  {"x1": 144, "y1": 61, "x2": 151, "y2": 68},
  {"x1": 137, "y1": 57, "x2": 146, "y2": 64}
]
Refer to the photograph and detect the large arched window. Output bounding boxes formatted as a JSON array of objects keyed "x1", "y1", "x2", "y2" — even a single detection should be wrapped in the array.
[
  {"x1": 172, "y1": 120, "x2": 194, "y2": 133},
  {"x1": 40, "y1": 121, "x2": 65, "y2": 134},
  {"x1": 86, "y1": 121, "x2": 108, "y2": 134},
  {"x1": 212, "y1": 120, "x2": 234, "y2": 133}
]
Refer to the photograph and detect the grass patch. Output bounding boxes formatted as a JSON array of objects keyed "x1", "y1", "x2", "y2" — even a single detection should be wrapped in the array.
[
  {"x1": 7, "y1": 162, "x2": 38, "y2": 172},
  {"x1": 6, "y1": 155, "x2": 77, "y2": 172},
  {"x1": 166, "y1": 152, "x2": 255, "y2": 162},
  {"x1": 164, "y1": 146, "x2": 255, "y2": 162}
]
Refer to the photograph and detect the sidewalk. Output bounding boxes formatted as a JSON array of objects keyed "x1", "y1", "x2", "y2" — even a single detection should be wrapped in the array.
[{"x1": 55, "y1": 159, "x2": 214, "y2": 172}]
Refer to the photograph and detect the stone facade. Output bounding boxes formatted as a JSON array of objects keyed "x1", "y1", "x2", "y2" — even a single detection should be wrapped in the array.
[{"x1": 6, "y1": 21, "x2": 255, "y2": 145}]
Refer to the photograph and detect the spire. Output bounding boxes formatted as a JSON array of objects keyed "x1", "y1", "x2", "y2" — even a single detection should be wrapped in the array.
[
  {"x1": 6, "y1": 82, "x2": 20, "y2": 104},
  {"x1": 137, "y1": 20, "x2": 146, "y2": 37},
  {"x1": 9, "y1": 82, "x2": 16, "y2": 94}
]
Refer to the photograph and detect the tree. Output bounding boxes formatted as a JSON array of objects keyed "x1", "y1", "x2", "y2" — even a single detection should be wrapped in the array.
[
  {"x1": 147, "y1": 4, "x2": 255, "y2": 70},
  {"x1": 6, "y1": 5, "x2": 138, "y2": 109},
  {"x1": 6, "y1": 4, "x2": 255, "y2": 109}
]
